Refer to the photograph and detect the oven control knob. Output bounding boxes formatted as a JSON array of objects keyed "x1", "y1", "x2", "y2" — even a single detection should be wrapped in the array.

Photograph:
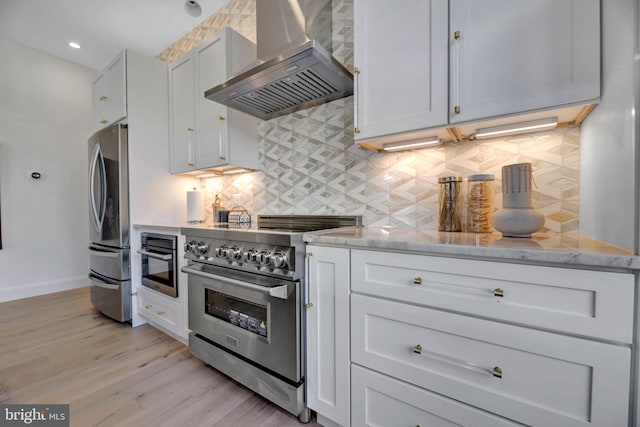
[
  {"x1": 184, "y1": 241, "x2": 195, "y2": 254},
  {"x1": 257, "y1": 251, "x2": 271, "y2": 266},
  {"x1": 215, "y1": 245, "x2": 228, "y2": 258},
  {"x1": 271, "y1": 252, "x2": 288, "y2": 269},
  {"x1": 244, "y1": 249, "x2": 258, "y2": 263},
  {"x1": 227, "y1": 246, "x2": 242, "y2": 261},
  {"x1": 195, "y1": 241, "x2": 209, "y2": 256}
]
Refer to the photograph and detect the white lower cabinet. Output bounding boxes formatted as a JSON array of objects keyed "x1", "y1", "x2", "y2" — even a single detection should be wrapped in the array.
[
  {"x1": 351, "y1": 365, "x2": 519, "y2": 427},
  {"x1": 351, "y1": 294, "x2": 630, "y2": 427},
  {"x1": 138, "y1": 287, "x2": 180, "y2": 336},
  {"x1": 306, "y1": 246, "x2": 350, "y2": 427},
  {"x1": 306, "y1": 246, "x2": 633, "y2": 427}
]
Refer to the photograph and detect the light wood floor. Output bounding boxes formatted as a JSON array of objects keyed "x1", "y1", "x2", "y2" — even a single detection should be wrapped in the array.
[{"x1": 0, "y1": 287, "x2": 320, "y2": 427}]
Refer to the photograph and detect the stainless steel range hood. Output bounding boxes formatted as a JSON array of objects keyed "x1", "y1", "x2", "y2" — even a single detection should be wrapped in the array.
[{"x1": 204, "y1": 0, "x2": 353, "y2": 121}]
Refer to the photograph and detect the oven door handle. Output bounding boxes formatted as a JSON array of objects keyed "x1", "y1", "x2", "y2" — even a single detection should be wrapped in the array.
[
  {"x1": 137, "y1": 249, "x2": 173, "y2": 261},
  {"x1": 181, "y1": 265, "x2": 292, "y2": 300}
]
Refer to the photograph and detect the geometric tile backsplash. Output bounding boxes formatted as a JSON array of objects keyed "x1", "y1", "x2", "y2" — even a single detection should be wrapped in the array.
[
  {"x1": 200, "y1": 109, "x2": 580, "y2": 233},
  {"x1": 159, "y1": 0, "x2": 580, "y2": 233}
]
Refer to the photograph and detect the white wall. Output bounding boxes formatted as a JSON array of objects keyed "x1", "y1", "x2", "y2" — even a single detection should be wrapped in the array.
[
  {"x1": 580, "y1": 0, "x2": 637, "y2": 251},
  {"x1": 0, "y1": 38, "x2": 95, "y2": 301}
]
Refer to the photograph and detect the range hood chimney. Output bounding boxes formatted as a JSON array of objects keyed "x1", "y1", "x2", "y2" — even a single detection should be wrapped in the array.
[{"x1": 204, "y1": 0, "x2": 353, "y2": 120}]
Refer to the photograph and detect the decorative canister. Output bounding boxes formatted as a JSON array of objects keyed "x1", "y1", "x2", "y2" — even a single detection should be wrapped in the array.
[
  {"x1": 467, "y1": 173, "x2": 495, "y2": 232},
  {"x1": 438, "y1": 176, "x2": 463, "y2": 232},
  {"x1": 491, "y1": 163, "x2": 545, "y2": 237}
]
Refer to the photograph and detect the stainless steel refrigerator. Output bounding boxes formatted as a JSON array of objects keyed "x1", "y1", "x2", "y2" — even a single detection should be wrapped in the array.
[{"x1": 88, "y1": 122, "x2": 131, "y2": 322}]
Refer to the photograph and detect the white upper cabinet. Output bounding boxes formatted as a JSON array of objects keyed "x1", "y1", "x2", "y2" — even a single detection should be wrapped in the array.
[
  {"x1": 353, "y1": 0, "x2": 600, "y2": 149},
  {"x1": 92, "y1": 51, "x2": 127, "y2": 131},
  {"x1": 169, "y1": 27, "x2": 258, "y2": 175},
  {"x1": 169, "y1": 53, "x2": 196, "y2": 173},
  {"x1": 353, "y1": 0, "x2": 449, "y2": 146},
  {"x1": 450, "y1": 0, "x2": 600, "y2": 124}
]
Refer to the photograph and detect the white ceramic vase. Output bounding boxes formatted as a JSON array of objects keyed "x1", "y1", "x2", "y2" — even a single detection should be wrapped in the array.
[{"x1": 491, "y1": 163, "x2": 545, "y2": 238}]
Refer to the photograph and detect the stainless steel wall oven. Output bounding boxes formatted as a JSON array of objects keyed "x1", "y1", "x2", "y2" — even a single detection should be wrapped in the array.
[
  {"x1": 181, "y1": 215, "x2": 361, "y2": 423},
  {"x1": 138, "y1": 232, "x2": 178, "y2": 297}
]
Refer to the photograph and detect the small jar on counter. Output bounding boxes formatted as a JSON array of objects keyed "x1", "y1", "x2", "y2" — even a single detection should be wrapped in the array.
[
  {"x1": 438, "y1": 176, "x2": 463, "y2": 232},
  {"x1": 467, "y1": 173, "x2": 495, "y2": 232}
]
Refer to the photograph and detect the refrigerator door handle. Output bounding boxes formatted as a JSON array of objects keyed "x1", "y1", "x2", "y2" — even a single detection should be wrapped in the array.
[
  {"x1": 89, "y1": 143, "x2": 107, "y2": 232},
  {"x1": 88, "y1": 273, "x2": 120, "y2": 290}
]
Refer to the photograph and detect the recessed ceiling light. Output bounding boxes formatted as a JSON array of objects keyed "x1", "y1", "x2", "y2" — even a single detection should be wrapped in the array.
[{"x1": 69, "y1": 42, "x2": 80, "y2": 49}]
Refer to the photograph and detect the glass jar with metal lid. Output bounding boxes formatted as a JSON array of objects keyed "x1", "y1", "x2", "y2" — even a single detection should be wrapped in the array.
[
  {"x1": 467, "y1": 173, "x2": 495, "y2": 232},
  {"x1": 438, "y1": 176, "x2": 463, "y2": 232}
]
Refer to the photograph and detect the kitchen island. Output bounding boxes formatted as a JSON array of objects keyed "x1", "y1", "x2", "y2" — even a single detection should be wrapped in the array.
[{"x1": 303, "y1": 227, "x2": 640, "y2": 427}]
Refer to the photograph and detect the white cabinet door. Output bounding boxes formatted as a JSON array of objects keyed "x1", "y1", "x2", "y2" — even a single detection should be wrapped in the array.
[
  {"x1": 194, "y1": 33, "x2": 228, "y2": 169},
  {"x1": 450, "y1": 0, "x2": 600, "y2": 123},
  {"x1": 306, "y1": 246, "x2": 350, "y2": 427},
  {"x1": 353, "y1": 0, "x2": 448, "y2": 144},
  {"x1": 105, "y1": 52, "x2": 126, "y2": 126},
  {"x1": 91, "y1": 72, "x2": 109, "y2": 130},
  {"x1": 91, "y1": 52, "x2": 127, "y2": 131},
  {"x1": 169, "y1": 52, "x2": 196, "y2": 174}
]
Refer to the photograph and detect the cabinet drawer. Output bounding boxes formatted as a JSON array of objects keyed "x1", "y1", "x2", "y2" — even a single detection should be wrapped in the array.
[
  {"x1": 351, "y1": 249, "x2": 634, "y2": 343},
  {"x1": 138, "y1": 288, "x2": 180, "y2": 334},
  {"x1": 352, "y1": 365, "x2": 520, "y2": 427},
  {"x1": 352, "y1": 294, "x2": 630, "y2": 427}
]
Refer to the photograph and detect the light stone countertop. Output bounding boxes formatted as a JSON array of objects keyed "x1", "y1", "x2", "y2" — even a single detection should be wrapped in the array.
[
  {"x1": 303, "y1": 227, "x2": 640, "y2": 271},
  {"x1": 133, "y1": 223, "x2": 185, "y2": 233}
]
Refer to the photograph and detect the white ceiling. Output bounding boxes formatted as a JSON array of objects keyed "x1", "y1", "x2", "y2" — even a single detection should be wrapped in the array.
[{"x1": 0, "y1": 0, "x2": 229, "y2": 70}]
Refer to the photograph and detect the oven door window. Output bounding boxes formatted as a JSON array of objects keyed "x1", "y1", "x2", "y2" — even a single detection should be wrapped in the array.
[
  {"x1": 141, "y1": 247, "x2": 176, "y2": 296},
  {"x1": 205, "y1": 289, "x2": 268, "y2": 338}
]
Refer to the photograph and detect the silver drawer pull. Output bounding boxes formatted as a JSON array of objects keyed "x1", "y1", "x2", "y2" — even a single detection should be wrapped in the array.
[
  {"x1": 413, "y1": 277, "x2": 422, "y2": 285},
  {"x1": 492, "y1": 366, "x2": 503, "y2": 379},
  {"x1": 412, "y1": 344, "x2": 502, "y2": 379},
  {"x1": 494, "y1": 288, "x2": 504, "y2": 298}
]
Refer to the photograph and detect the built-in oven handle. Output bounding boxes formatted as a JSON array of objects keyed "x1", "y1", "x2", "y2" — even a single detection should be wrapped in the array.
[
  {"x1": 89, "y1": 246, "x2": 119, "y2": 258},
  {"x1": 88, "y1": 273, "x2": 120, "y2": 290},
  {"x1": 181, "y1": 265, "x2": 291, "y2": 300},
  {"x1": 137, "y1": 249, "x2": 173, "y2": 261}
]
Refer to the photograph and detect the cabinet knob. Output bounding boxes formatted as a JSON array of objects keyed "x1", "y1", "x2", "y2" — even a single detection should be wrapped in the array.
[
  {"x1": 412, "y1": 344, "x2": 422, "y2": 355},
  {"x1": 354, "y1": 66, "x2": 360, "y2": 74},
  {"x1": 494, "y1": 288, "x2": 504, "y2": 298},
  {"x1": 218, "y1": 115, "x2": 225, "y2": 121},
  {"x1": 157, "y1": 311, "x2": 165, "y2": 316},
  {"x1": 454, "y1": 30, "x2": 461, "y2": 40},
  {"x1": 453, "y1": 106, "x2": 460, "y2": 114},
  {"x1": 492, "y1": 366, "x2": 503, "y2": 379},
  {"x1": 145, "y1": 305, "x2": 152, "y2": 309},
  {"x1": 188, "y1": 162, "x2": 195, "y2": 166},
  {"x1": 219, "y1": 156, "x2": 226, "y2": 161},
  {"x1": 99, "y1": 95, "x2": 109, "y2": 101},
  {"x1": 305, "y1": 303, "x2": 313, "y2": 310},
  {"x1": 100, "y1": 119, "x2": 109, "y2": 124},
  {"x1": 187, "y1": 127, "x2": 194, "y2": 132},
  {"x1": 413, "y1": 277, "x2": 422, "y2": 285},
  {"x1": 354, "y1": 127, "x2": 360, "y2": 134}
]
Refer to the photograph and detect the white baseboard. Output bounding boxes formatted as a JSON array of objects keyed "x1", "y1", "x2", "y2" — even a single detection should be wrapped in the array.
[{"x1": 0, "y1": 276, "x2": 88, "y2": 303}]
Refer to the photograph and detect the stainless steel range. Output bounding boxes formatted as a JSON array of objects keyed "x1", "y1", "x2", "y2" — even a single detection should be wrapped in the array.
[{"x1": 181, "y1": 215, "x2": 361, "y2": 422}]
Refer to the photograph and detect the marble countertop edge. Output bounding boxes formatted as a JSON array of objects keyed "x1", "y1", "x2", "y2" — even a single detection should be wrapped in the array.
[{"x1": 303, "y1": 228, "x2": 640, "y2": 271}]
